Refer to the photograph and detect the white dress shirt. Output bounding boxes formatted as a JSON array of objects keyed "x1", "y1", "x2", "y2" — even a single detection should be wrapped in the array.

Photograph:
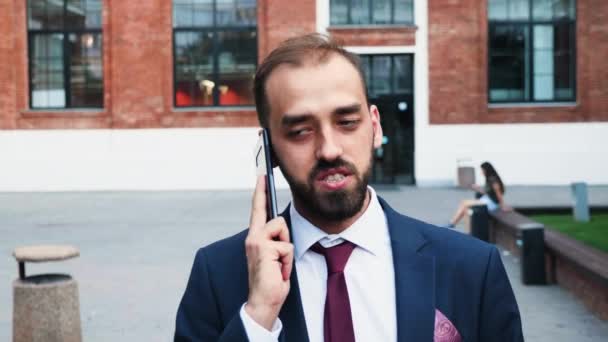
[{"x1": 240, "y1": 187, "x2": 397, "y2": 341}]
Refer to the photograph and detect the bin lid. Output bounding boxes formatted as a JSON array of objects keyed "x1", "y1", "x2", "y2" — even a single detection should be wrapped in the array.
[{"x1": 13, "y1": 245, "x2": 79, "y2": 263}]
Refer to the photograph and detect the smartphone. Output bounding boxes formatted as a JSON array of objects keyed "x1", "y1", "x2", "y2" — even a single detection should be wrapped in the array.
[{"x1": 255, "y1": 129, "x2": 278, "y2": 220}]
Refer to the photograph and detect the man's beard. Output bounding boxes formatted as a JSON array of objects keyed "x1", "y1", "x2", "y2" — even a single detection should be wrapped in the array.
[{"x1": 277, "y1": 150, "x2": 373, "y2": 222}]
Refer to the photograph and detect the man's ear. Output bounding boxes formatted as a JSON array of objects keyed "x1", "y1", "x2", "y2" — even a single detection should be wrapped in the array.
[{"x1": 369, "y1": 104, "x2": 383, "y2": 149}]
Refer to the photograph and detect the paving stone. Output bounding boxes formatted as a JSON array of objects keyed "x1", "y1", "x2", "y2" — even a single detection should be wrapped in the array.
[{"x1": 1, "y1": 186, "x2": 607, "y2": 341}]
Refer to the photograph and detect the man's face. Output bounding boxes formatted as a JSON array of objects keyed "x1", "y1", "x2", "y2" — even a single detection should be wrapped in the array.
[{"x1": 265, "y1": 53, "x2": 383, "y2": 223}]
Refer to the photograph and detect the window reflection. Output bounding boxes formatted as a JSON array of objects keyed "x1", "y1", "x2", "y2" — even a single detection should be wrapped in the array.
[
  {"x1": 330, "y1": 0, "x2": 349, "y2": 25},
  {"x1": 175, "y1": 32, "x2": 214, "y2": 106},
  {"x1": 372, "y1": 56, "x2": 392, "y2": 95},
  {"x1": 173, "y1": 0, "x2": 257, "y2": 107},
  {"x1": 488, "y1": 0, "x2": 576, "y2": 103},
  {"x1": 489, "y1": 25, "x2": 530, "y2": 101},
  {"x1": 330, "y1": 0, "x2": 413, "y2": 25},
  {"x1": 372, "y1": 0, "x2": 391, "y2": 24},
  {"x1": 69, "y1": 33, "x2": 103, "y2": 107},
  {"x1": 217, "y1": 31, "x2": 256, "y2": 105},
  {"x1": 394, "y1": 0, "x2": 414, "y2": 24},
  {"x1": 27, "y1": 0, "x2": 103, "y2": 109},
  {"x1": 31, "y1": 34, "x2": 65, "y2": 108},
  {"x1": 360, "y1": 55, "x2": 413, "y2": 98}
]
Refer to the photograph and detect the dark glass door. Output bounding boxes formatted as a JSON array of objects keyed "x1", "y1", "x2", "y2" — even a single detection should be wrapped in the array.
[{"x1": 360, "y1": 54, "x2": 415, "y2": 184}]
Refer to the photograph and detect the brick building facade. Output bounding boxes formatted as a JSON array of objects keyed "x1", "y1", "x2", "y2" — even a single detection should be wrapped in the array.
[{"x1": 0, "y1": 0, "x2": 606, "y2": 190}]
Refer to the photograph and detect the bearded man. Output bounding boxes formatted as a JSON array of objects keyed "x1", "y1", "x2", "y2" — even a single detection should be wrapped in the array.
[{"x1": 175, "y1": 33, "x2": 523, "y2": 342}]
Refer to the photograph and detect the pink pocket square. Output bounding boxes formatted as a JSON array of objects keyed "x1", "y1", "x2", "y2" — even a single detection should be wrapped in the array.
[{"x1": 434, "y1": 309, "x2": 462, "y2": 342}]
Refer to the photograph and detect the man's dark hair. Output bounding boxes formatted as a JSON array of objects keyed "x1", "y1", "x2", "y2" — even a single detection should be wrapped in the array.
[{"x1": 253, "y1": 33, "x2": 369, "y2": 128}]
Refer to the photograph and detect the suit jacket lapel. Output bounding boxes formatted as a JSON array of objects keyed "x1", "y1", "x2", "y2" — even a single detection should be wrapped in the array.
[
  {"x1": 276, "y1": 199, "x2": 436, "y2": 342},
  {"x1": 379, "y1": 197, "x2": 436, "y2": 342},
  {"x1": 278, "y1": 206, "x2": 309, "y2": 342}
]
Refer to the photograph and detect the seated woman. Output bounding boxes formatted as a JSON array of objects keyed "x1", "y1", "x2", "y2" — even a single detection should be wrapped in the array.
[{"x1": 447, "y1": 161, "x2": 508, "y2": 228}]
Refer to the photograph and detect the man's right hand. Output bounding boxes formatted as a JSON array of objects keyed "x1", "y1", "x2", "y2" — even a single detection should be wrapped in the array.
[{"x1": 244, "y1": 176, "x2": 294, "y2": 330}]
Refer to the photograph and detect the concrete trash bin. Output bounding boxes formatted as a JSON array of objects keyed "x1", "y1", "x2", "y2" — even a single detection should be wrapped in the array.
[
  {"x1": 457, "y1": 158, "x2": 476, "y2": 189},
  {"x1": 12, "y1": 245, "x2": 82, "y2": 342}
]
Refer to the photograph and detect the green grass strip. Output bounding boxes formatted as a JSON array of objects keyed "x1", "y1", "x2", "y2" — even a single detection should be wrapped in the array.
[{"x1": 529, "y1": 213, "x2": 608, "y2": 253}]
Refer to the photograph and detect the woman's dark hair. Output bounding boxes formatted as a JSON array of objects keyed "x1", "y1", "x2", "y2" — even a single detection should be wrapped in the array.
[{"x1": 481, "y1": 162, "x2": 505, "y2": 194}]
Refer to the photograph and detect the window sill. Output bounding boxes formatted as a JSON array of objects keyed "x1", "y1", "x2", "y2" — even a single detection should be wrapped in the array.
[
  {"x1": 21, "y1": 109, "x2": 107, "y2": 117},
  {"x1": 488, "y1": 102, "x2": 577, "y2": 109},
  {"x1": 172, "y1": 106, "x2": 256, "y2": 112},
  {"x1": 328, "y1": 24, "x2": 417, "y2": 30}
]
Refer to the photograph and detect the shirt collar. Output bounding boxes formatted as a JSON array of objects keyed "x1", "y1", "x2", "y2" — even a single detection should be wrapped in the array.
[{"x1": 290, "y1": 186, "x2": 389, "y2": 260}]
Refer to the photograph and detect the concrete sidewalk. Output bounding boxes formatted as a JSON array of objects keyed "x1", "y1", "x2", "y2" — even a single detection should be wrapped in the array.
[{"x1": 1, "y1": 185, "x2": 607, "y2": 341}]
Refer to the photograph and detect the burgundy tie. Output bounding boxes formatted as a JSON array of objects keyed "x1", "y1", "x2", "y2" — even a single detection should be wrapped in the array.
[{"x1": 310, "y1": 241, "x2": 356, "y2": 342}]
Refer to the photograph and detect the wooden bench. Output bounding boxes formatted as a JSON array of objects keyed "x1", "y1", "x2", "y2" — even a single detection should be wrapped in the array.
[
  {"x1": 543, "y1": 229, "x2": 608, "y2": 320},
  {"x1": 544, "y1": 230, "x2": 608, "y2": 283},
  {"x1": 488, "y1": 210, "x2": 608, "y2": 320}
]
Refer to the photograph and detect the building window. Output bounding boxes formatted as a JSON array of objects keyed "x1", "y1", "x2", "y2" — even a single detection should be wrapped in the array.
[
  {"x1": 488, "y1": 0, "x2": 576, "y2": 103},
  {"x1": 173, "y1": 0, "x2": 257, "y2": 107},
  {"x1": 27, "y1": 0, "x2": 104, "y2": 109},
  {"x1": 330, "y1": 0, "x2": 414, "y2": 26},
  {"x1": 360, "y1": 55, "x2": 413, "y2": 98}
]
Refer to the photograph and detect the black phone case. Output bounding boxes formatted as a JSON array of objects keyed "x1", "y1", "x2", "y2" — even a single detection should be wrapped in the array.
[{"x1": 262, "y1": 129, "x2": 279, "y2": 220}]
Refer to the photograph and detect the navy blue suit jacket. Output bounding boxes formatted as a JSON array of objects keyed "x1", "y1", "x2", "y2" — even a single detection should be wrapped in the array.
[{"x1": 175, "y1": 198, "x2": 523, "y2": 341}]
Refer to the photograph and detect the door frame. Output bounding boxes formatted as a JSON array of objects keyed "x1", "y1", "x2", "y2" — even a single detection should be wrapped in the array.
[{"x1": 358, "y1": 52, "x2": 416, "y2": 185}]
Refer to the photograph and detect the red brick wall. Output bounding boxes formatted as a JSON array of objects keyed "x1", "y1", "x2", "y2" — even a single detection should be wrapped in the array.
[
  {"x1": 258, "y1": 0, "x2": 317, "y2": 60},
  {"x1": 549, "y1": 253, "x2": 608, "y2": 321},
  {"x1": 0, "y1": 0, "x2": 17, "y2": 129},
  {"x1": 1, "y1": 0, "x2": 318, "y2": 130},
  {"x1": 429, "y1": 0, "x2": 608, "y2": 124},
  {"x1": 328, "y1": 26, "x2": 416, "y2": 46},
  {"x1": 2, "y1": 0, "x2": 606, "y2": 130},
  {"x1": 429, "y1": 0, "x2": 486, "y2": 124},
  {"x1": 584, "y1": 0, "x2": 608, "y2": 119},
  {"x1": 108, "y1": 0, "x2": 169, "y2": 128}
]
